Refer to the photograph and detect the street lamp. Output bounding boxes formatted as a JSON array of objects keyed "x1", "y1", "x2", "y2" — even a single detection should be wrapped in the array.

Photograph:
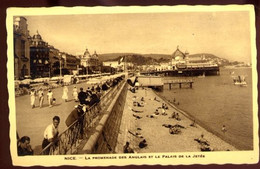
[{"x1": 59, "y1": 53, "x2": 62, "y2": 78}]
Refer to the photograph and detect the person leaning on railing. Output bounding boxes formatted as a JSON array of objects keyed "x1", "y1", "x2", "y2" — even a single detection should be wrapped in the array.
[
  {"x1": 65, "y1": 104, "x2": 85, "y2": 139},
  {"x1": 41, "y1": 116, "x2": 60, "y2": 155}
]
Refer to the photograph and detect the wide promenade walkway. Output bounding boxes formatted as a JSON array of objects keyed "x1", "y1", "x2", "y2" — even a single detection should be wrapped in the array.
[{"x1": 15, "y1": 82, "x2": 93, "y2": 154}]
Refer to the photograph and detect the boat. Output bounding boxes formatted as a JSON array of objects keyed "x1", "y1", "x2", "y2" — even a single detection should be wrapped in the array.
[{"x1": 233, "y1": 75, "x2": 247, "y2": 86}]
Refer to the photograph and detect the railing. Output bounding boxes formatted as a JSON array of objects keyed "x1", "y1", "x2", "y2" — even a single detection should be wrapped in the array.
[{"x1": 39, "y1": 79, "x2": 125, "y2": 155}]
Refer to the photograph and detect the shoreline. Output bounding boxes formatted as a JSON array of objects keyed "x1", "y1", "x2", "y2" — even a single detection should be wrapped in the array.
[
  {"x1": 153, "y1": 90, "x2": 251, "y2": 151},
  {"x1": 117, "y1": 86, "x2": 237, "y2": 153}
]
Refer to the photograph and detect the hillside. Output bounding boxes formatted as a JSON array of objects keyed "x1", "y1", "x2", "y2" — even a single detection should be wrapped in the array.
[{"x1": 98, "y1": 52, "x2": 230, "y2": 65}]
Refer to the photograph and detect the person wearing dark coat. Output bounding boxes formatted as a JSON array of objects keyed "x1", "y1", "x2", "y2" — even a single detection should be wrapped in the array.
[
  {"x1": 78, "y1": 88, "x2": 87, "y2": 105},
  {"x1": 17, "y1": 136, "x2": 34, "y2": 156}
]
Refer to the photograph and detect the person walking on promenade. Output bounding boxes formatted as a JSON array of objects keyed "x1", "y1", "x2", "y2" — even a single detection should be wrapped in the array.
[
  {"x1": 30, "y1": 88, "x2": 36, "y2": 108},
  {"x1": 62, "y1": 86, "x2": 69, "y2": 102},
  {"x1": 17, "y1": 136, "x2": 34, "y2": 156},
  {"x1": 38, "y1": 88, "x2": 44, "y2": 108},
  {"x1": 47, "y1": 89, "x2": 54, "y2": 107},
  {"x1": 72, "y1": 86, "x2": 78, "y2": 102},
  {"x1": 78, "y1": 87, "x2": 87, "y2": 105},
  {"x1": 42, "y1": 116, "x2": 60, "y2": 155}
]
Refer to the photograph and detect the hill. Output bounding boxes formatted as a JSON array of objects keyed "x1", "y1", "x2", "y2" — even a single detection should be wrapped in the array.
[{"x1": 98, "y1": 52, "x2": 230, "y2": 65}]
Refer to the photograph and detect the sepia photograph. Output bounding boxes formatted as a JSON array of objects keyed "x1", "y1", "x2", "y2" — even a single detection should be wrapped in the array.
[{"x1": 6, "y1": 5, "x2": 258, "y2": 166}]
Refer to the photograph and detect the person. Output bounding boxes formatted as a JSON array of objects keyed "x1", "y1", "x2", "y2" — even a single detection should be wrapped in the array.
[
  {"x1": 86, "y1": 87, "x2": 92, "y2": 97},
  {"x1": 161, "y1": 108, "x2": 167, "y2": 116},
  {"x1": 139, "y1": 139, "x2": 147, "y2": 148},
  {"x1": 30, "y1": 88, "x2": 36, "y2": 108},
  {"x1": 154, "y1": 109, "x2": 159, "y2": 115},
  {"x1": 78, "y1": 88, "x2": 87, "y2": 105},
  {"x1": 47, "y1": 90, "x2": 54, "y2": 107},
  {"x1": 190, "y1": 119, "x2": 197, "y2": 127},
  {"x1": 171, "y1": 112, "x2": 176, "y2": 119},
  {"x1": 175, "y1": 112, "x2": 181, "y2": 121},
  {"x1": 38, "y1": 88, "x2": 44, "y2": 108},
  {"x1": 95, "y1": 85, "x2": 101, "y2": 93},
  {"x1": 72, "y1": 86, "x2": 78, "y2": 101},
  {"x1": 42, "y1": 116, "x2": 60, "y2": 155},
  {"x1": 222, "y1": 125, "x2": 227, "y2": 133},
  {"x1": 89, "y1": 91, "x2": 100, "y2": 107},
  {"x1": 62, "y1": 86, "x2": 69, "y2": 102},
  {"x1": 123, "y1": 142, "x2": 134, "y2": 153},
  {"x1": 17, "y1": 136, "x2": 33, "y2": 156},
  {"x1": 65, "y1": 105, "x2": 85, "y2": 139}
]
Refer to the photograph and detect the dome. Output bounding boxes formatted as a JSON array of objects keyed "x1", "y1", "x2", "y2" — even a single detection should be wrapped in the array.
[
  {"x1": 172, "y1": 46, "x2": 186, "y2": 60},
  {"x1": 32, "y1": 30, "x2": 42, "y2": 41}
]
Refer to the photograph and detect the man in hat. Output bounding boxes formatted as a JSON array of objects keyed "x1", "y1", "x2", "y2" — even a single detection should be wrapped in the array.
[{"x1": 65, "y1": 104, "x2": 85, "y2": 139}]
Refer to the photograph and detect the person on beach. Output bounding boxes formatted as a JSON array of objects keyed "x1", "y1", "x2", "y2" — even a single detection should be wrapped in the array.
[
  {"x1": 123, "y1": 142, "x2": 134, "y2": 153},
  {"x1": 175, "y1": 113, "x2": 181, "y2": 121},
  {"x1": 30, "y1": 88, "x2": 36, "y2": 108},
  {"x1": 161, "y1": 108, "x2": 167, "y2": 116},
  {"x1": 42, "y1": 116, "x2": 60, "y2": 155},
  {"x1": 62, "y1": 86, "x2": 69, "y2": 102},
  {"x1": 47, "y1": 90, "x2": 54, "y2": 107},
  {"x1": 222, "y1": 125, "x2": 227, "y2": 133},
  {"x1": 139, "y1": 139, "x2": 148, "y2": 148},
  {"x1": 155, "y1": 109, "x2": 159, "y2": 115},
  {"x1": 72, "y1": 86, "x2": 78, "y2": 101},
  {"x1": 38, "y1": 88, "x2": 44, "y2": 108},
  {"x1": 190, "y1": 120, "x2": 197, "y2": 127},
  {"x1": 17, "y1": 136, "x2": 34, "y2": 156},
  {"x1": 171, "y1": 112, "x2": 176, "y2": 119}
]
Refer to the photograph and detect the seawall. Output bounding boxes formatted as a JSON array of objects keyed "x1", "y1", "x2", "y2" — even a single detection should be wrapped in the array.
[{"x1": 81, "y1": 81, "x2": 128, "y2": 154}]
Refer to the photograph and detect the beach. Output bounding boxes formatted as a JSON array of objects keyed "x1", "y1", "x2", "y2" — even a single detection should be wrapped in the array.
[{"x1": 116, "y1": 87, "x2": 237, "y2": 153}]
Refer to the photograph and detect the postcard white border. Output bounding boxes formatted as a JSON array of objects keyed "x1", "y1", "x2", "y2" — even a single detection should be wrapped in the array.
[{"x1": 6, "y1": 5, "x2": 258, "y2": 166}]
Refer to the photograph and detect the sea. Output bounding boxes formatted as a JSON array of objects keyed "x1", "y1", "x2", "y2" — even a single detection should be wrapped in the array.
[{"x1": 158, "y1": 67, "x2": 254, "y2": 150}]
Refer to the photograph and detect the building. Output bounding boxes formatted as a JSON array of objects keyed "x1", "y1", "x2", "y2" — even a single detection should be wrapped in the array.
[
  {"x1": 80, "y1": 48, "x2": 100, "y2": 74},
  {"x1": 13, "y1": 16, "x2": 31, "y2": 79},
  {"x1": 29, "y1": 31, "x2": 50, "y2": 78},
  {"x1": 61, "y1": 52, "x2": 80, "y2": 75},
  {"x1": 171, "y1": 46, "x2": 189, "y2": 67},
  {"x1": 48, "y1": 45, "x2": 63, "y2": 76}
]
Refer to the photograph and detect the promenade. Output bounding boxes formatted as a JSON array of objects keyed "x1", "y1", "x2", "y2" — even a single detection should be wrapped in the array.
[
  {"x1": 116, "y1": 87, "x2": 236, "y2": 153},
  {"x1": 15, "y1": 82, "x2": 93, "y2": 154}
]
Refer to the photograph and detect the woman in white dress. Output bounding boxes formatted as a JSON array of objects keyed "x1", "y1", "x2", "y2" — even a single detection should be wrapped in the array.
[
  {"x1": 30, "y1": 88, "x2": 36, "y2": 108},
  {"x1": 47, "y1": 90, "x2": 53, "y2": 107},
  {"x1": 62, "y1": 86, "x2": 69, "y2": 102},
  {"x1": 72, "y1": 86, "x2": 78, "y2": 101}
]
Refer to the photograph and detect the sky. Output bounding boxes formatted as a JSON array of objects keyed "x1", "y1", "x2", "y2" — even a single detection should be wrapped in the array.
[{"x1": 23, "y1": 10, "x2": 252, "y2": 63}]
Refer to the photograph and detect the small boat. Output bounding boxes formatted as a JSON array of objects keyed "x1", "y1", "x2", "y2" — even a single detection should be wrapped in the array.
[{"x1": 233, "y1": 75, "x2": 247, "y2": 86}]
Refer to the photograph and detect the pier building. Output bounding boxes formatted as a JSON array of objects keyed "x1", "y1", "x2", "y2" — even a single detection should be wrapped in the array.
[{"x1": 141, "y1": 46, "x2": 220, "y2": 76}]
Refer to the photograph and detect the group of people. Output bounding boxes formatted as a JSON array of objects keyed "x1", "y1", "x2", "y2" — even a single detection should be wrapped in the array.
[
  {"x1": 30, "y1": 88, "x2": 54, "y2": 108},
  {"x1": 20, "y1": 76, "x2": 125, "y2": 156}
]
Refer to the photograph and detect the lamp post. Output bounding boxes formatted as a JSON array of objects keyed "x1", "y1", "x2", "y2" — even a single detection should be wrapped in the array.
[{"x1": 59, "y1": 53, "x2": 62, "y2": 78}]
